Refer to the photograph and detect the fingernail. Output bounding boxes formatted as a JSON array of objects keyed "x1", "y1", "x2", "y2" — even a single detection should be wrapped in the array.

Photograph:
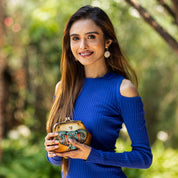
[
  {"x1": 69, "y1": 139, "x2": 75, "y2": 143},
  {"x1": 49, "y1": 152, "x2": 56, "y2": 156}
]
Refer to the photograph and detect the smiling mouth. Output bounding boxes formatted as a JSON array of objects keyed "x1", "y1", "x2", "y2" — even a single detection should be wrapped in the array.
[{"x1": 79, "y1": 51, "x2": 94, "y2": 57}]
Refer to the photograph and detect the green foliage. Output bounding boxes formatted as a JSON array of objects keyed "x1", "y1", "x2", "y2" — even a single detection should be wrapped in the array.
[
  {"x1": 0, "y1": 131, "x2": 61, "y2": 178},
  {"x1": 115, "y1": 134, "x2": 178, "y2": 178},
  {"x1": 2, "y1": 0, "x2": 178, "y2": 177}
]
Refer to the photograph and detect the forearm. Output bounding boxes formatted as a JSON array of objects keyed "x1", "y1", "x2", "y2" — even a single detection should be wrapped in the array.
[
  {"x1": 86, "y1": 146, "x2": 152, "y2": 169},
  {"x1": 86, "y1": 95, "x2": 153, "y2": 169}
]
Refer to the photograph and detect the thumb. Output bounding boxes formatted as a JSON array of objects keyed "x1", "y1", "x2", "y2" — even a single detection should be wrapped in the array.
[{"x1": 69, "y1": 139, "x2": 83, "y2": 148}]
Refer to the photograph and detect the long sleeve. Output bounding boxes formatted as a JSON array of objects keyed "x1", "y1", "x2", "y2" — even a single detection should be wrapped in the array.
[
  {"x1": 86, "y1": 96, "x2": 152, "y2": 169},
  {"x1": 46, "y1": 72, "x2": 153, "y2": 177},
  {"x1": 46, "y1": 152, "x2": 62, "y2": 166}
]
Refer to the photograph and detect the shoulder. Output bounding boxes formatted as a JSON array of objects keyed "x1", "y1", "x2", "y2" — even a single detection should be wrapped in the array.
[
  {"x1": 55, "y1": 81, "x2": 61, "y2": 94},
  {"x1": 120, "y1": 79, "x2": 139, "y2": 97}
]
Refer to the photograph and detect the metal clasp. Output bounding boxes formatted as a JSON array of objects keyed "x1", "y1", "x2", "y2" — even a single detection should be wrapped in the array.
[{"x1": 65, "y1": 117, "x2": 71, "y2": 122}]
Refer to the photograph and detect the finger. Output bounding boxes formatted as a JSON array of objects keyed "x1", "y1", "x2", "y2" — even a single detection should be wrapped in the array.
[
  {"x1": 44, "y1": 140, "x2": 59, "y2": 147},
  {"x1": 55, "y1": 152, "x2": 71, "y2": 158},
  {"x1": 46, "y1": 132, "x2": 58, "y2": 139},
  {"x1": 45, "y1": 144, "x2": 59, "y2": 151},
  {"x1": 45, "y1": 132, "x2": 58, "y2": 140},
  {"x1": 45, "y1": 133, "x2": 58, "y2": 140},
  {"x1": 69, "y1": 139, "x2": 83, "y2": 149},
  {"x1": 45, "y1": 133, "x2": 53, "y2": 140},
  {"x1": 48, "y1": 151, "x2": 56, "y2": 157}
]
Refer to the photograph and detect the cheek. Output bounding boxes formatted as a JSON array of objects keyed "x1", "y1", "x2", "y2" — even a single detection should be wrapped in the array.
[
  {"x1": 93, "y1": 39, "x2": 105, "y2": 50},
  {"x1": 70, "y1": 43, "x2": 77, "y2": 54},
  {"x1": 94, "y1": 42, "x2": 105, "y2": 54}
]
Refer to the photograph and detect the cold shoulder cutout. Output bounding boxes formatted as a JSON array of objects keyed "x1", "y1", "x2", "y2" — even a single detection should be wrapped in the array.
[{"x1": 120, "y1": 79, "x2": 139, "y2": 97}]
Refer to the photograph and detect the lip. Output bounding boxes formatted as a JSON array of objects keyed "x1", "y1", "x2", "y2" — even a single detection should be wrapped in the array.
[{"x1": 79, "y1": 51, "x2": 94, "y2": 57}]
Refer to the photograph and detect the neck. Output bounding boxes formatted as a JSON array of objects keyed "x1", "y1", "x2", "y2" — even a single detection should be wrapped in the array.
[{"x1": 84, "y1": 62, "x2": 109, "y2": 78}]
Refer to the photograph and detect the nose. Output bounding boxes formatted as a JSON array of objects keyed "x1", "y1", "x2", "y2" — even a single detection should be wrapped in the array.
[{"x1": 80, "y1": 39, "x2": 88, "y2": 49}]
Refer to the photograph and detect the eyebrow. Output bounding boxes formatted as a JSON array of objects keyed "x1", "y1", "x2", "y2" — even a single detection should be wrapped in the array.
[{"x1": 70, "y1": 31, "x2": 99, "y2": 37}]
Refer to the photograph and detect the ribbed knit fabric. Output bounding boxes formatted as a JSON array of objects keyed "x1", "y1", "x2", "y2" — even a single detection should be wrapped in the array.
[{"x1": 47, "y1": 72, "x2": 152, "y2": 178}]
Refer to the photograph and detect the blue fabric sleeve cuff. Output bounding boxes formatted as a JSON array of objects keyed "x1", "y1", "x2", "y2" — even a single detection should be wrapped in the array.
[
  {"x1": 86, "y1": 147, "x2": 99, "y2": 162},
  {"x1": 46, "y1": 152, "x2": 62, "y2": 166}
]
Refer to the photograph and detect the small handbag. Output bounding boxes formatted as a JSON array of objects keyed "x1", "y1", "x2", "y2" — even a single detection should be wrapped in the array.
[{"x1": 53, "y1": 117, "x2": 92, "y2": 153}]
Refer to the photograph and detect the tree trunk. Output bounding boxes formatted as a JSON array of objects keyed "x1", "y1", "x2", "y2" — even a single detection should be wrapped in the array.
[
  {"x1": 124, "y1": 0, "x2": 178, "y2": 54},
  {"x1": 171, "y1": 0, "x2": 178, "y2": 25},
  {"x1": 157, "y1": 0, "x2": 177, "y2": 24}
]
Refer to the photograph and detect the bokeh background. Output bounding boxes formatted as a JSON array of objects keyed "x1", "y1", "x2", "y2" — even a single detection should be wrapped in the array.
[{"x1": 0, "y1": 0, "x2": 178, "y2": 177}]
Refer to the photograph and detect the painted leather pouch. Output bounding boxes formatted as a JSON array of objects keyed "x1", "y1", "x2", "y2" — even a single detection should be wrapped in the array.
[{"x1": 53, "y1": 117, "x2": 92, "y2": 153}]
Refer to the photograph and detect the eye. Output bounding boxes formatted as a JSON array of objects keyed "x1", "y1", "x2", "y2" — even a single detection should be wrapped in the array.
[
  {"x1": 72, "y1": 36, "x2": 79, "y2": 41},
  {"x1": 88, "y1": 35, "x2": 95, "y2": 39}
]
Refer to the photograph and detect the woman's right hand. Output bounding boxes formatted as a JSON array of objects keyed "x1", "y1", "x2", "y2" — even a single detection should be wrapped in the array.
[{"x1": 44, "y1": 133, "x2": 59, "y2": 157}]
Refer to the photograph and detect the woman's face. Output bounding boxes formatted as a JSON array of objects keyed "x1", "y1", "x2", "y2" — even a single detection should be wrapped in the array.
[{"x1": 69, "y1": 19, "x2": 109, "y2": 69}]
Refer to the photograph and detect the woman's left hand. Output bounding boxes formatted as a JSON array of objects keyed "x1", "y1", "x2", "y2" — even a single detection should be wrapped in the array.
[{"x1": 54, "y1": 139, "x2": 91, "y2": 160}]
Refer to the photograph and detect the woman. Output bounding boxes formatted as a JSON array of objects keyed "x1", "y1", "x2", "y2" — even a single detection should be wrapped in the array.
[{"x1": 44, "y1": 5, "x2": 152, "y2": 178}]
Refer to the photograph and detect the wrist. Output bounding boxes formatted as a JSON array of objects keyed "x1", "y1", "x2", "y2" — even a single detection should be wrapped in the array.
[{"x1": 83, "y1": 146, "x2": 92, "y2": 160}]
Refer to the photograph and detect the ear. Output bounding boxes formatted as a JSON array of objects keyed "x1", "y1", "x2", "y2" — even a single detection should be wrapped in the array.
[{"x1": 105, "y1": 39, "x2": 112, "y2": 48}]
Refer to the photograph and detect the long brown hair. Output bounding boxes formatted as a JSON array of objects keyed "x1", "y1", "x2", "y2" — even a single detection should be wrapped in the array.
[
  {"x1": 47, "y1": 5, "x2": 137, "y2": 132},
  {"x1": 46, "y1": 5, "x2": 137, "y2": 176}
]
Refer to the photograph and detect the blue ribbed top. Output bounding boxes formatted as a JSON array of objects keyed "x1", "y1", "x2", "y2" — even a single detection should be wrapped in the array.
[{"x1": 47, "y1": 72, "x2": 152, "y2": 178}]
